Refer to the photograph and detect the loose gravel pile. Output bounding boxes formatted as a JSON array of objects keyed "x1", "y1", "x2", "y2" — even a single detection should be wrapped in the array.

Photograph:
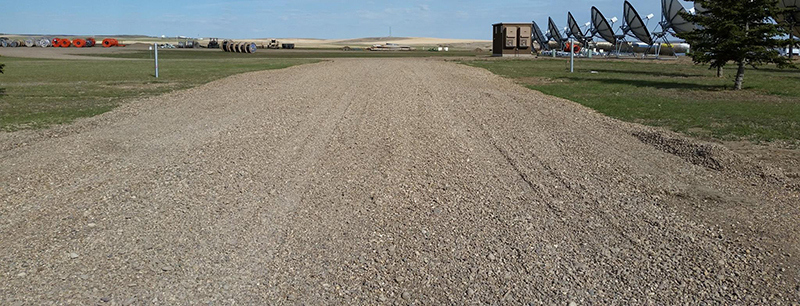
[{"x1": 1, "y1": 59, "x2": 798, "y2": 305}]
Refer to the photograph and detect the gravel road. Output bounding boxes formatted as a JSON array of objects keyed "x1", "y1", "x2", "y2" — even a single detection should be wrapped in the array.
[{"x1": 1, "y1": 59, "x2": 798, "y2": 305}]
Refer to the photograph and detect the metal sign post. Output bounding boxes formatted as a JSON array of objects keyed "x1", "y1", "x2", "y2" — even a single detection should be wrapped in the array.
[{"x1": 154, "y1": 43, "x2": 159, "y2": 78}]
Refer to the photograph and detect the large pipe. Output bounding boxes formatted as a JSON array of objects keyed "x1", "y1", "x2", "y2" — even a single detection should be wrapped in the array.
[
  {"x1": 37, "y1": 38, "x2": 51, "y2": 47},
  {"x1": 102, "y1": 38, "x2": 119, "y2": 47}
]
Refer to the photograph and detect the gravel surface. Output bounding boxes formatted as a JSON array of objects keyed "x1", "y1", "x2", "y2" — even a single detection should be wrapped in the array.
[{"x1": 1, "y1": 58, "x2": 798, "y2": 305}]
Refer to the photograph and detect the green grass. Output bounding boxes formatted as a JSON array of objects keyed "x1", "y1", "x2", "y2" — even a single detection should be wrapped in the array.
[
  {"x1": 90, "y1": 49, "x2": 489, "y2": 59},
  {"x1": 0, "y1": 57, "x2": 316, "y2": 131},
  {"x1": 466, "y1": 58, "x2": 800, "y2": 143}
]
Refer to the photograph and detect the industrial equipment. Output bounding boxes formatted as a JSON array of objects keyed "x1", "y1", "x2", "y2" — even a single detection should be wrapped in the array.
[
  {"x1": 206, "y1": 38, "x2": 220, "y2": 49},
  {"x1": 221, "y1": 40, "x2": 257, "y2": 54},
  {"x1": 177, "y1": 40, "x2": 199, "y2": 48},
  {"x1": 267, "y1": 39, "x2": 281, "y2": 49},
  {"x1": 102, "y1": 38, "x2": 123, "y2": 47}
]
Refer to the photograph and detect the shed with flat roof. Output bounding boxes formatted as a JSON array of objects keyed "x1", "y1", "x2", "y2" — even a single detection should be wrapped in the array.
[{"x1": 492, "y1": 23, "x2": 533, "y2": 57}]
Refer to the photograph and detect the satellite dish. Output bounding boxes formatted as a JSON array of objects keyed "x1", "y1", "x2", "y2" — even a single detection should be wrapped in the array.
[
  {"x1": 777, "y1": 0, "x2": 800, "y2": 37},
  {"x1": 591, "y1": 6, "x2": 617, "y2": 44},
  {"x1": 785, "y1": 0, "x2": 800, "y2": 21},
  {"x1": 567, "y1": 12, "x2": 587, "y2": 41},
  {"x1": 694, "y1": 3, "x2": 707, "y2": 14},
  {"x1": 662, "y1": 0, "x2": 695, "y2": 33},
  {"x1": 548, "y1": 17, "x2": 565, "y2": 45},
  {"x1": 624, "y1": 1, "x2": 653, "y2": 45},
  {"x1": 532, "y1": 21, "x2": 550, "y2": 50}
]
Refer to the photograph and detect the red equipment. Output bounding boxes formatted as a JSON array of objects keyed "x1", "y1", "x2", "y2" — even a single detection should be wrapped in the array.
[
  {"x1": 564, "y1": 43, "x2": 581, "y2": 53},
  {"x1": 102, "y1": 38, "x2": 119, "y2": 47}
]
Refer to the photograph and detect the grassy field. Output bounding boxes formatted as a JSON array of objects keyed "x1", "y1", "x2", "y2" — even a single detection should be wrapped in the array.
[
  {"x1": 0, "y1": 57, "x2": 317, "y2": 131},
  {"x1": 91, "y1": 49, "x2": 489, "y2": 59},
  {"x1": 3, "y1": 52, "x2": 798, "y2": 142},
  {"x1": 466, "y1": 58, "x2": 800, "y2": 143}
]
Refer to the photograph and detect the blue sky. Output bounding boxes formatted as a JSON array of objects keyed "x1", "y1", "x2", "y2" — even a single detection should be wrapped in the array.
[{"x1": 1, "y1": 0, "x2": 689, "y2": 39}]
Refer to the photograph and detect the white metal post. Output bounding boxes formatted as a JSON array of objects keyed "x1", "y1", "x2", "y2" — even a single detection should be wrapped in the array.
[
  {"x1": 790, "y1": 23, "x2": 795, "y2": 60},
  {"x1": 570, "y1": 38, "x2": 574, "y2": 73},
  {"x1": 154, "y1": 43, "x2": 159, "y2": 78}
]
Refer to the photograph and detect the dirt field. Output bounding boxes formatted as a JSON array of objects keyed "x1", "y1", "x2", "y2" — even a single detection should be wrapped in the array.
[
  {"x1": 0, "y1": 44, "x2": 150, "y2": 60},
  {"x1": 1, "y1": 59, "x2": 798, "y2": 304}
]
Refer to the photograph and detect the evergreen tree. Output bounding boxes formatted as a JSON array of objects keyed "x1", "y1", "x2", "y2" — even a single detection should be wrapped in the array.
[{"x1": 678, "y1": 0, "x2": 794, "y2": 90}]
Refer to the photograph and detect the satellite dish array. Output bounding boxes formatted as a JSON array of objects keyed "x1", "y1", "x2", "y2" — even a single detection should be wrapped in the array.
[
  {"x1": 534, "y1": 0, "x2": 697, "y2": 58},
  {"x1": 775, "y1": 1, "x2": 800, "y2": 37},
  {"x1": 536, "y1": 0, "x2": 800, "y2": 58},
  {"x1": 774, "y1": 0, "x2": 800, "y2": 57}
]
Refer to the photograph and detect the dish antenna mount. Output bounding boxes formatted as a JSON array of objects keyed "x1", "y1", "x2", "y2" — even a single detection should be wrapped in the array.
[
  {"x1": 590, "y1": 6, "x2": 617, "y2": 46},
  {"x1": 532, "y1": 20, "x2": 550, "y2": 51},
  {"x1": 650, "y1": 0, "x2": 697, "y2": 58},
  {"x1": 615, "y1": 1, "x2": 654, "y2": 57},
  {"x1": 547, "y1": 17, "x2": 565, "y2": 48},
  {"x1": 777, "y1": 0, "x2": 800, "y2": 58},
  {"x1": 567, "y1": 12, "x2": 589, "y2": 43}
]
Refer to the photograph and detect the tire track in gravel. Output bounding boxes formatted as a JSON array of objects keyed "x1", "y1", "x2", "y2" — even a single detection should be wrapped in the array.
[{"x1": 1, "y1": 58, "x2": 798, "y2": 305}]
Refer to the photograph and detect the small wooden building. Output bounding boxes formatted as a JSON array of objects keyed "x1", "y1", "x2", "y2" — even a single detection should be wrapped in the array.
[{"x1": 492, "y1": 23, "x2": 533, "y2": 57}]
